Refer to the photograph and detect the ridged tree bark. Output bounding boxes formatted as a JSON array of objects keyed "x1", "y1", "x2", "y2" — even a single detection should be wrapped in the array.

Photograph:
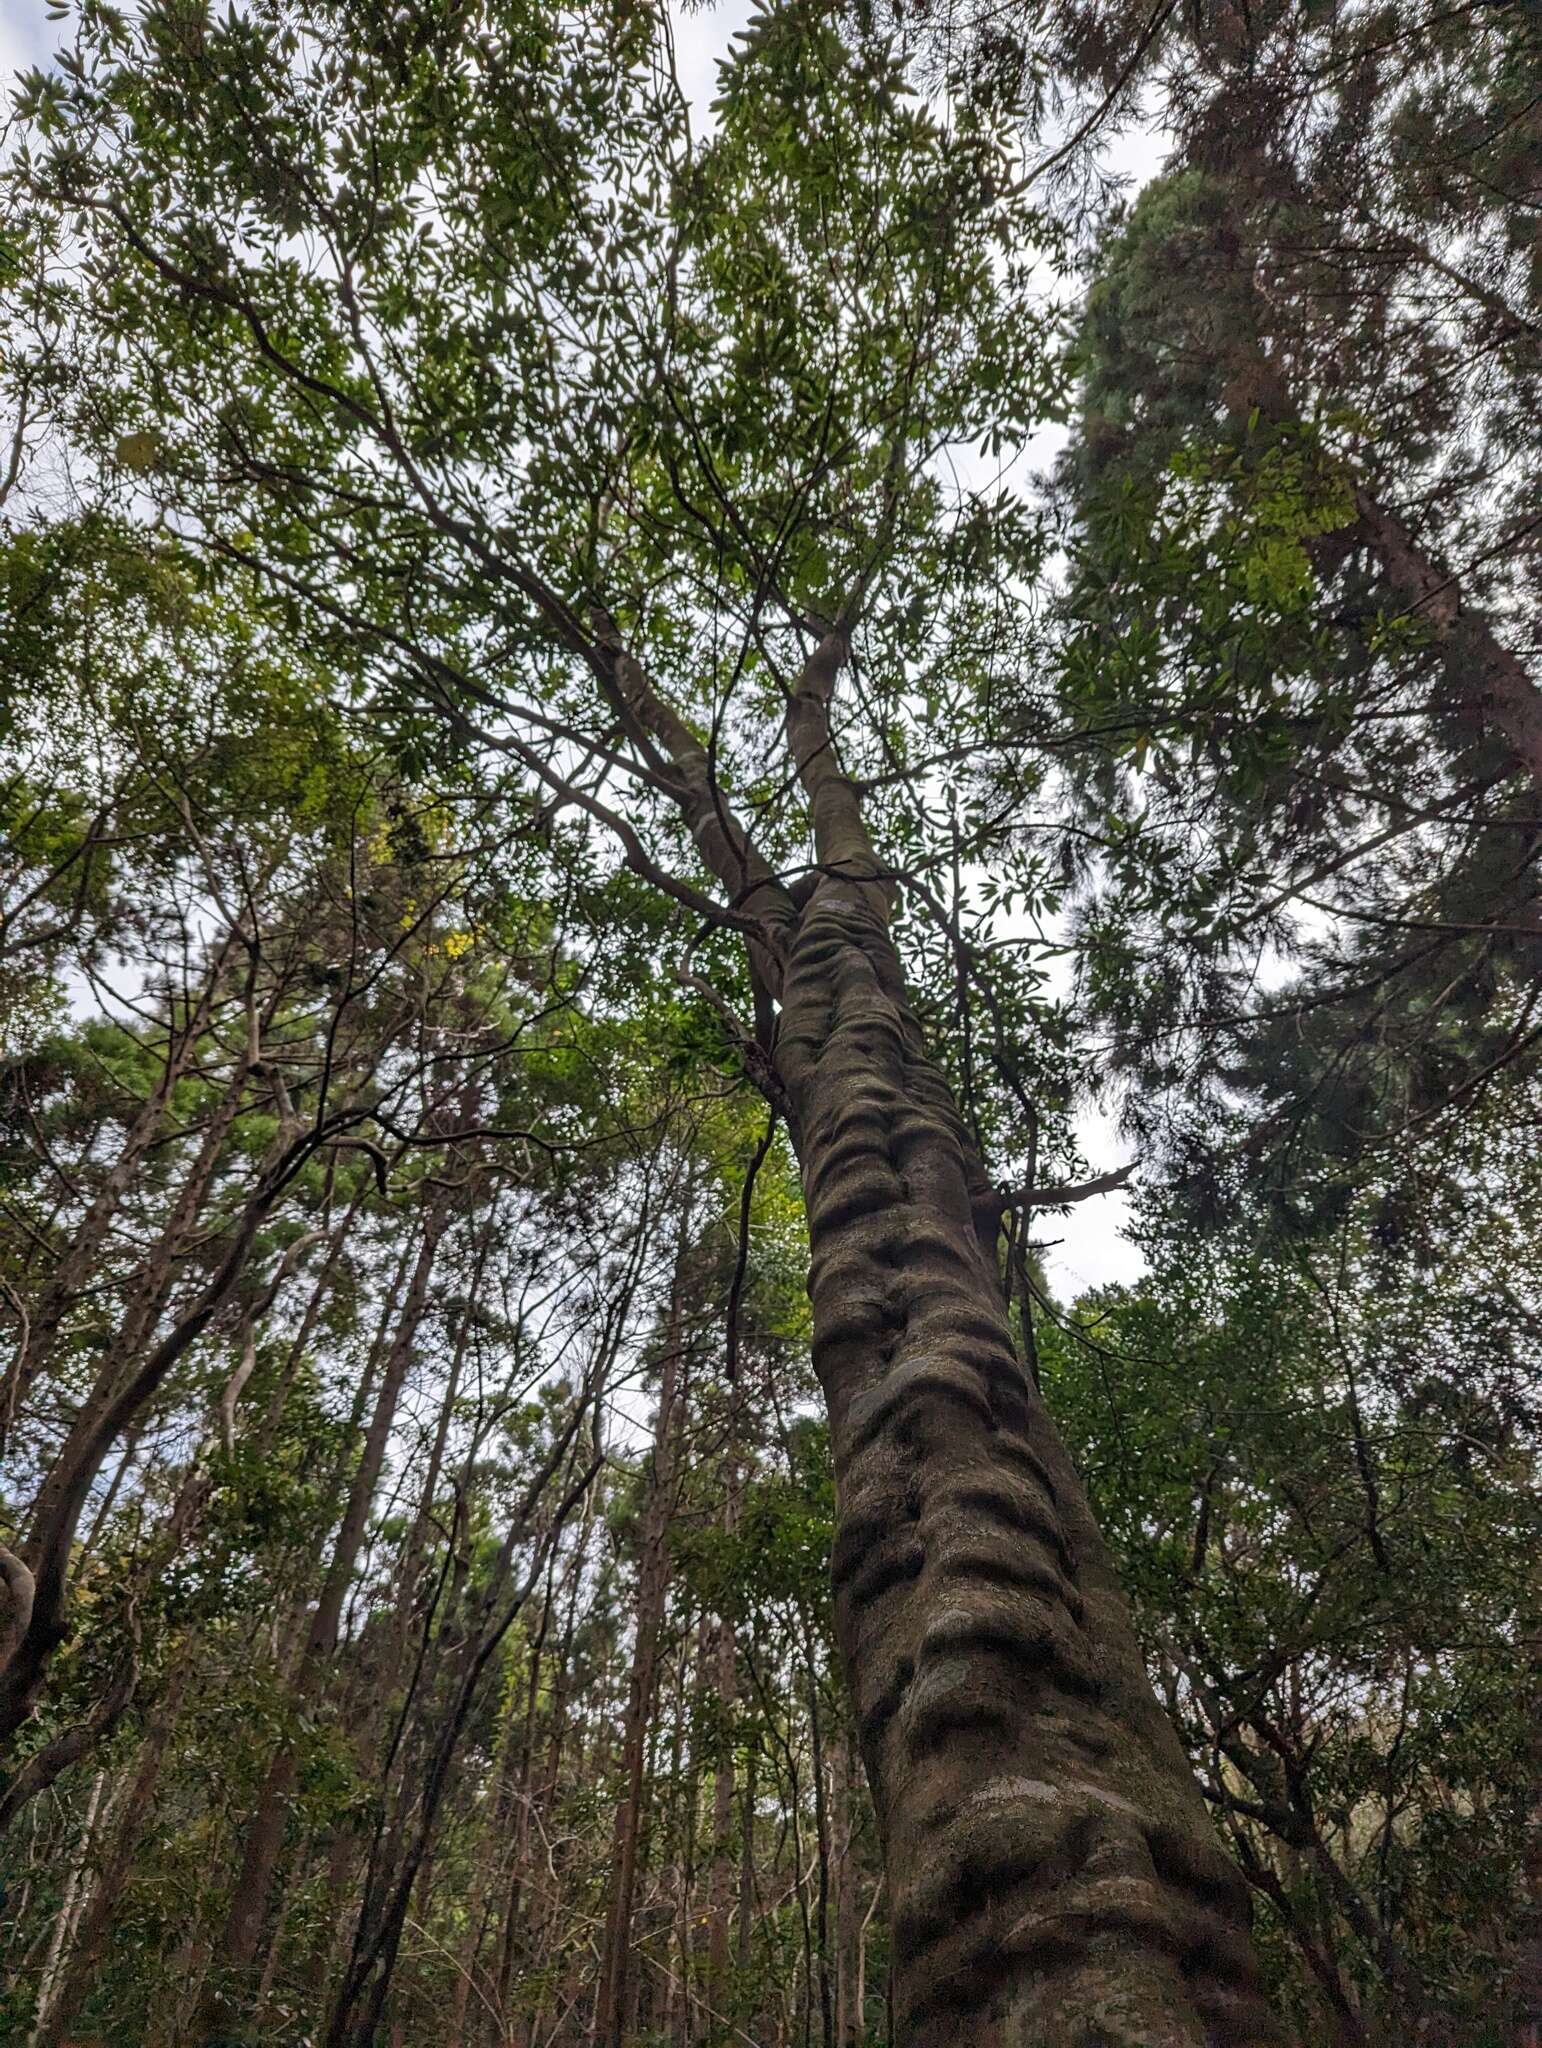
[
  {"x1": 773, "y1": 879, "x2": 1279, "y2": 2045},
  {"x1": 602, "y1": 618, "x2": 1284, "y2": 2043}
]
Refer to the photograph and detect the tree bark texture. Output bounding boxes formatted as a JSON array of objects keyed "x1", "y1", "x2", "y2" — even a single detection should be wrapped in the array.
[
  {"x1": 560, "y1": 605, "x2": 1280, "y2": 2037},
  {"x1": 774, "y1": 884, "x2": 1282, "y2": 2048}
]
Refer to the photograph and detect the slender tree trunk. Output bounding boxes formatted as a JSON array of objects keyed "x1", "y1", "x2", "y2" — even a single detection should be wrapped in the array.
[
  {"x1": 250, "y1": 1180, "x2": 370, "y2": 1463},
  {"x1": 739, "y1": 1739, "x2": 757, "y2": 1986},
  {"x1": 662, "y1": 1632, "x2": 692, "y2": 2047},
  {"x1": 327, "y1": 1425, "x2": 599, "y2": 2048},
  {"x1": 593, "y1": 1237, "x2": 688, "y2": 2048},
  {"x1": 33, "y1": 1657, "x2": 193, "y2": 2048},
  {"x1": 0, "y1": 1044, "x2": 271, "y2": 1748},
  {"x1": 1226, "y1": 1832, "x2": 1367, "y2": 2048},
  {"x1": 772, "y1": 882, "x2": 1281, "y2": 2047},
  {"x1": 517, "y1": 1551, "x2": 587, "y2": 2048},
  {"x1": 831, "y1": 1732, "x2": 859, "y2": 2048},
  {"x1": 451, "y1": 1648, "x2": 529, "y2": 2042},
  {"x1": 488, "y1": 1635, "x2": 552, "y2": 2041},
  {"x1": 1, "y1": 937, "x2": 237, "y2": 1436},
  {"x1": 706, "y1": 1489, "x2": 738, "y2": 2009},
  {"x1": 29, "y1": 1769, "x2": 107, "y2": 2046},
  {"x1": 209, "y1": 1202, "x2": 447, "y2": 2013},
  {"x1": 385, "y1": 1227, "x2": 486, "y2": 1697},
  {"x1": 855, "y1": 1873, "x2": 882, "y2": 2046},
  {"x1": 805, "y1": 1640, "x2": 836, "y2": 2048},
  {"x1": 1514, "y1": 1555, "x2": 1542, "y2": 2048},
  {"x1": 628, "y1": 1697, "x2": 666, "y2": 2044}
]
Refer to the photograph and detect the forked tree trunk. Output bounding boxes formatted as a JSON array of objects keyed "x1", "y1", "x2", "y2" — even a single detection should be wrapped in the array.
[
  {"x1": 773, "y1": 883, "x2": 1281, "y2": 2048},
  {"x1": 582, "y1": 566, "x2": 1279, "y2": 2036}
]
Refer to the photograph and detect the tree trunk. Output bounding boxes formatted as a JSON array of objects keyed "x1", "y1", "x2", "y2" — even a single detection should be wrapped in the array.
[
  {"x1": 831, "y1": 1732, "x2": 860, "y2": 2048},
  {"x1": 0, "y1": 1044, "x2": 270, "y2": 1750},
  {"x1": 805, "y1": 1640, "x2": 836, "y2": 2048},
  {"x1": 32, "y1": 1656, "x2": 193, "y2": 2047},
  {"x1": 488, "y1": 1641, "x2": 550, "y2": 2042},
  {"x1": 1, "y1": 937, "x2": 237, "y2": 1439},
  {"x1": 706, "y1": 1500, "x2": 738, "y2": 2010},
  {"x1": 1351, "y1": 488, "x2": 1542, "y2": 792},
  {"x1": 593, "y1": 1234, "x2": 688, "y2": 2048},
  {"x1": 450, "y1": 1644, "x2": 531, "y2": 2043},
  {"x1": 326, "y1": 1425, "x2": 599, "y2": 2048},
  {"x1": 773, "y1": 884, "x2": 1281, "y2": 2047},
  {"x1": 209, "y1": 1201, "x2": 447, "y2": 2010},
  {"x1": 598, "y1": 574, "x2": 1282, "y2": 2038},
  {"x1": 384, "y1": 1227, "x2": 487, "y2": 1698},
  {"x1": 738, "y1": 1740, "x2": 757, "y2": 1982},
  {"x1": 29, "y1": 1768, "x2": 107, "y2": 2046},
  {"x1": 1515, "y1": 1555, "x2": 1542, "y2": 2048},
  {"x1": 515, "y1": 1547, "x2": 586, "y2": 2048}
]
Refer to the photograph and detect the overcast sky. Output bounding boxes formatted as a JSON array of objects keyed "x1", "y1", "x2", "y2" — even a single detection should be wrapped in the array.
[{"x1": 2, "y1": 0, "x2": 1167, "y2": 1297}]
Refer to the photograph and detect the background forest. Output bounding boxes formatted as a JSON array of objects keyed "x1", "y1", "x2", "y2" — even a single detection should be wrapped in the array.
[{"x1": 0, "y1": 2, "x2": 1538, "y2": 2045}]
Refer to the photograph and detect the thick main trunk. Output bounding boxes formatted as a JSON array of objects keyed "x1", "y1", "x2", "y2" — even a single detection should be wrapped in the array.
[{"x1": 775, "y1": 887, "x2": 1280, "y2": 2048}]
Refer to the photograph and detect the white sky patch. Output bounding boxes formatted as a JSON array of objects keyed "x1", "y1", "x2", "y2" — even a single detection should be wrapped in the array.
[{"x1": 2, "y1": 3, "x2": 50, "y2": 89}]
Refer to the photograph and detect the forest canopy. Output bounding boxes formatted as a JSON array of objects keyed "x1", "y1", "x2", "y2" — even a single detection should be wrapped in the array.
[{"x1": 0, "y1": 2, "x2": 1537, "y2": 2045}]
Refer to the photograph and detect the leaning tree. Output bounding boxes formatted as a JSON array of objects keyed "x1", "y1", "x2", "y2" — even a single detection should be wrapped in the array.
[{"x1": 4, "y1": 0, "x2": 1284, "y2": 2037}]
